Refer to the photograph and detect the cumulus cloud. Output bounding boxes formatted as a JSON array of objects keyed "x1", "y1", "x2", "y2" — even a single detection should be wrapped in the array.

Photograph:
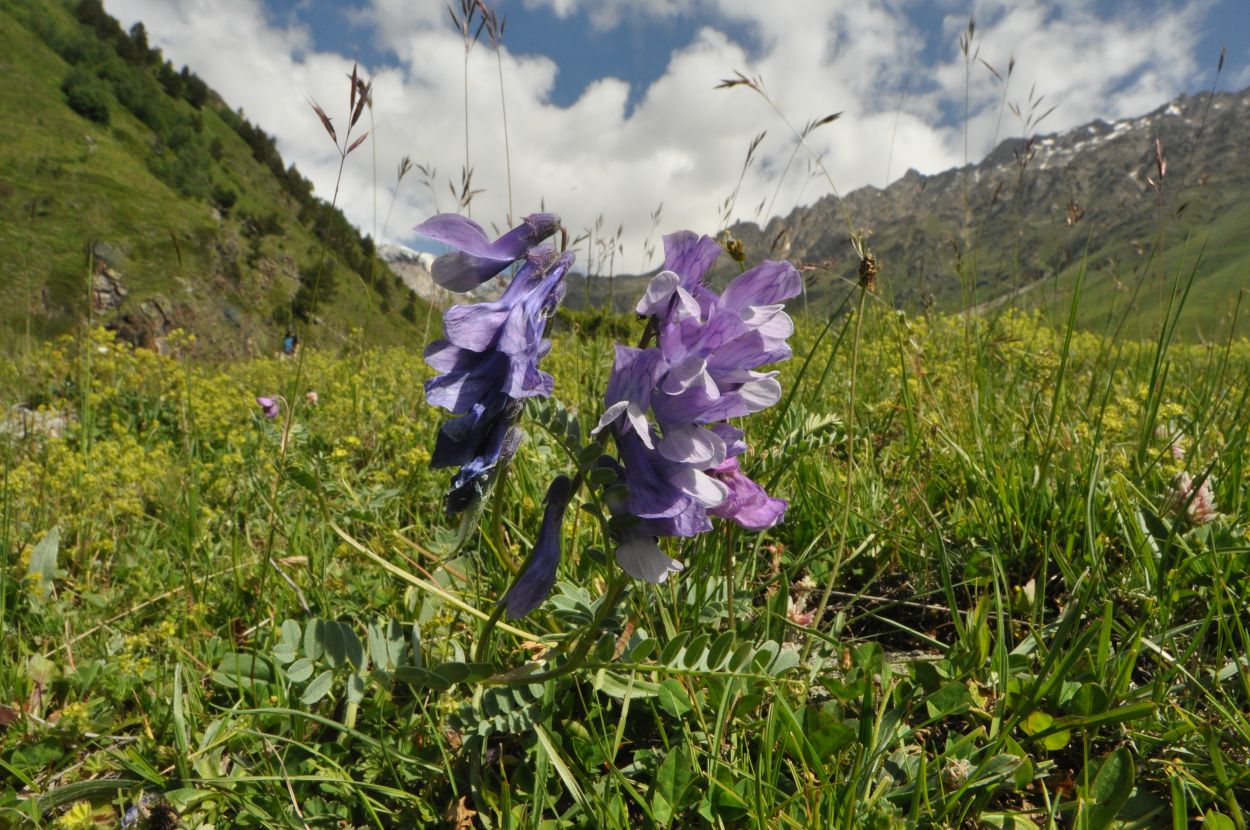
[{"x1": 104, "y1": 0, "x2": 1211, "y2": 273}]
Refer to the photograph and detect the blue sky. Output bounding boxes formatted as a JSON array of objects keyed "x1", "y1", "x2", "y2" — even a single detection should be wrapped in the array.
[
  {"x1": 265, "y1": 0, "x2": 1246, "y2": 117},
  {"x1": 107, "y1": 0, "x2": 1249, "y2": 262}
]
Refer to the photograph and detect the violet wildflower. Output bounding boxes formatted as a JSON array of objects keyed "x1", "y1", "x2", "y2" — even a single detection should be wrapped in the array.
[
  {"x1": 706, "y1": 425, "x2": 786, "y2": 530},
  {"x1": 597, "y1": 231, "x2": 799, "y2": 580},
  {"x1": 423, "y1": 231, "x2": 571, "y2": 514},
  {"x1": 500, "y1": 476, "x2": 573, "y2": 618},
  {"x1": 414, "y1": 213, "x2": 561, "y2": 292},
  {"x1": 256, "y1": 396, "x2": 280, "y2": 418},
  {"x1": 597, "y1": 454, "x2": 688, "y2": 583}
]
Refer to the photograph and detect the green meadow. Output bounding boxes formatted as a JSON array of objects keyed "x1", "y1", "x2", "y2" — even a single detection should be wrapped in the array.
[{"x1": 2, "y1": 290, "x2": 1249, "y2": 827}]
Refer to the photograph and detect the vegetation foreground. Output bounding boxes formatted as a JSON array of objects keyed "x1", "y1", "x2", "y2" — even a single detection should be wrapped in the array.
[{"x1": 2, "y1": 297, "x2": 1249, "y2": 828}]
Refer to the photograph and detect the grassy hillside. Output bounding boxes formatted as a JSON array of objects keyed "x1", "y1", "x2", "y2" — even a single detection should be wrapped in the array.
[
  {"x1": 1026, "y1": 197, "x2": 1250, "y2": 341},
  {"x1": 0, "y1": 0, "x2": 427, "y2": 359}
]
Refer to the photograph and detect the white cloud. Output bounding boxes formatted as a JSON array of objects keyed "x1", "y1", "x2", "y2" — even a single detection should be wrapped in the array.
[
  {"x1": 103, "y1": 0, "x2": 1210, "y2": 274},
  {"x1": 522, "y1": 0, "x2": 693, "y2": 31}
]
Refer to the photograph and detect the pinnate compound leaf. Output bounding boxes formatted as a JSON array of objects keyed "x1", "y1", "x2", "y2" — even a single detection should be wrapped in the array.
[
  {"x1": 286, "y1": 658, "x2": 315, "y2": 683},
  {"x1": 300, "y1": 670, "x2": 334, "y2": 705}
]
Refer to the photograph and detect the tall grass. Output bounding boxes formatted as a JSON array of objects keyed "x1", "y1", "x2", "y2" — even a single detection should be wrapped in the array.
[{"x1": 2, "y1": 284, "x2": 1248, "y2": 826}]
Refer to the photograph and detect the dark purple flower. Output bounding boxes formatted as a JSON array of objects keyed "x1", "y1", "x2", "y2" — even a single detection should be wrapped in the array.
[
  {"x1": 500, "y1": 476, "x2": 573, "y2": 618},
  {"x1": 414, "y1": 213, "x2": 561, "y2": 292},
  {"x1": 433, "y1": 398, "x2": 523, "y2": 514},
  {"x1": 424, "y1": 247, "x2": 572, "y2": 514},
  {"x1": 256, "y1": 396, "x2": 280, "y2": 418},
  {"x1": 424, "y1": 251, "x2": 569, "y2": 412}
]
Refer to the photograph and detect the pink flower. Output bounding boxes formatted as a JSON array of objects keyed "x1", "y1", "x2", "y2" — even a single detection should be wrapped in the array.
[
  {"x1": 786, "y1": 597, "x2": 815, "y2": 627},
  {"x1": 1166, "y1": 471, "x2": 1218, "y2": 525},
  {"x1": 306, "y1": 391, "x2": 319, "y2": 406},
  {"x1": 256, "y1": 396, "x2": 280, "y2": 418}
]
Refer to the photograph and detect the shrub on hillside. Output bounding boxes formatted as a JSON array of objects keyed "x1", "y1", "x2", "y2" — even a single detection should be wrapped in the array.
[
  {"x1": 61, "y1": 67, "x2": 110, "y2": 124},
  {"x1": 400, "y1": 291, "x2": 419, "y2": 323},
  {"x1": 211, "y1": 183, "x2": 238, "y2": 214}
]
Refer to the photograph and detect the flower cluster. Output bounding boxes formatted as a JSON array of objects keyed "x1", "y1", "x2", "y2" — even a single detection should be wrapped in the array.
[
  {"x1": 417, "y1": 214, "x2": 569, "y2": 514},
  {"x1": 596, "y1": 231, "x2": 800, "y2": 582},
  {"x1": 415, "y1": 213, "x2": 799, "y2": 618},
  {"x1": 1165, "y1": 470, "x2": 1218, "y2": 525}
]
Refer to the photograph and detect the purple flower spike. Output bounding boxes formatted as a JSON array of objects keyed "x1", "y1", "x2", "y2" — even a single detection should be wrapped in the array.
[
  {"x1": 256, "y1": 396, "x2": 280, "y2": 418},
  {"x1": 414, "y1": 213, "x2": 561, "y2": 292},
  {"x1": 433, "y1": 398, "x2": 524, "y2": 514},
  {"x1": 423, "y1": 246, "x2": 572, "y2": 515},
  {"x1": 501, "y1": 476, "x2": 573, "y2": 618}
]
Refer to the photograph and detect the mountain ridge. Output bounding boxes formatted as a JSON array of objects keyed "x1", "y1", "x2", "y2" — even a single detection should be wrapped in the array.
[{"x1": 564, "y1": 86, "x2": 1250, "y2": 339}]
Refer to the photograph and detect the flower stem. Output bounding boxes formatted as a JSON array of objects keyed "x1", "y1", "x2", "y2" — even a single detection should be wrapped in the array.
[
  {"x1": 485, "y1": 573, "x2": 629, "y2": 685},
  {"x1": 488, "y1": 455, "x2": 514, "y2": 572},
  {"x1": 474, "y1": 602, "x2": 507, "y2": 664},
  {"x1": 808, "y1": 284, "x2": 869, "y2": 653}
]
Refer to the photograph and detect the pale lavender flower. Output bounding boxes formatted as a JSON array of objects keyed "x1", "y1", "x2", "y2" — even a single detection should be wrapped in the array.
[
  {"x1": 597, "y1": 231, "x2": 799, "y2": 581},
  {"x1": 256, "y1": 396, "x2": 280, "y2": 418}
]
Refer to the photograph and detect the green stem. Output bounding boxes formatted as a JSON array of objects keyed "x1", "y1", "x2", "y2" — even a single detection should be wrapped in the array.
[
  {"x1": 488, "y1": 456, "x2": 514, "y2": 572},
  {"x1": 474, "y1": 602, "x2": 507, "y2": 664},
  {"x1": 807, "y1": 284, "x2": 869, "y2": 655},
  {"x1": 486, "y1": 574, "x2": 629, "y2": 686}
]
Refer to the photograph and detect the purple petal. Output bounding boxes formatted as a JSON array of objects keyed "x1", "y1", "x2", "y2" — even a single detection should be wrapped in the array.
[
  {"x1": 501, "y1": 475, "x2": 573, "y2": 618},
  {"x1": 497, "y1": 213, "x2": 562, "y2": 256},
  {"x1": 416, "y1": 213, "x2": 561, "y2": 292},
  {"x1": 442, "y1": 302, "x2": 512, "y2": 351},
  {"x1": 636, "y1": 271, "x2": 702, "y2": 321},
  {"x1": 719, "y1": 260, "x2": 802, "y2": 311},
  {"x1": 708, "y1": 458, "x2": 788, "y2": 530},
  {"x1": 659, "y1": 355, "x2": 719, "y2": 398},
  {"x1": 655, "y1": 424, "x2": 726, "y2": 467},
  {"x1": 600, "y1": 346, "x2": 664, "y2": 439},
  {"x1": 661, "y1": 231, "x2": 722, "y2": 288},
  {"x1": 617, "y1": 431, "x2": 690, "y2": 520},
  {"x1": 413, "y1": 214, "x2": 493, "y2": 254},
  {"x1": 709, "y1": 423, "x2": 747, "y2": 458},
  {"x1": 424, "y1": 350, "x2": 509, "y2": 414}
]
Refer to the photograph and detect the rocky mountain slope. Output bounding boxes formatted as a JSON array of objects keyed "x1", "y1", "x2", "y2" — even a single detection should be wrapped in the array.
[
  {"x1": 732, "y1": 87, "x2": 1250, "y2": 337},
  {"x1": 565, "y1": 87, "x2": 1250, "y2": 339}
]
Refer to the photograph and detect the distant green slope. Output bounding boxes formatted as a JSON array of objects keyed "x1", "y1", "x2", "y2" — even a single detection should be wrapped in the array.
[
  {"x1": 0, "y1": 0, "x2": 427, "y2": 359},
  {"x1": 1026, "y1": 197, "x2": 1250, "y2": 341}
]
